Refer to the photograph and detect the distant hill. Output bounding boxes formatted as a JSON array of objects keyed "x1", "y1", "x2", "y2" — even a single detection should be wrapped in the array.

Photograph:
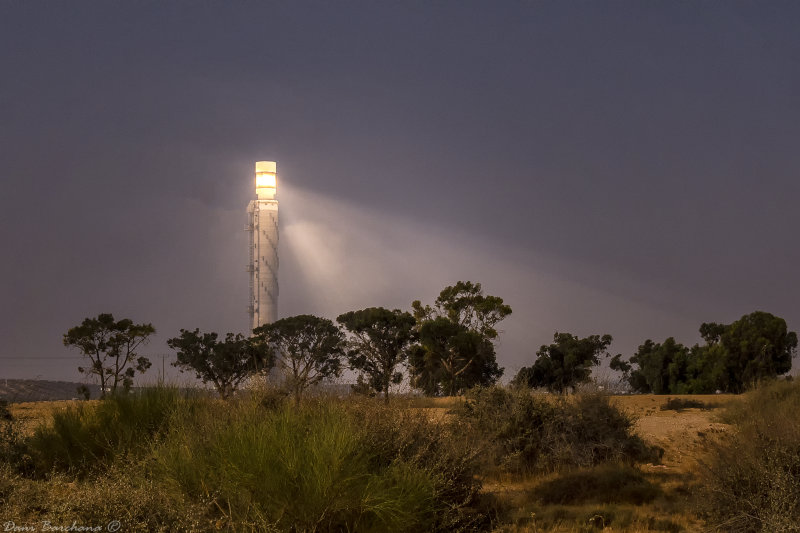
[
  {"x1": 0, "y1": 379, "x2": 101, "y2": 402},
  {"x1": 0, "y1": 379, "x2": 356, "y2": 403}
]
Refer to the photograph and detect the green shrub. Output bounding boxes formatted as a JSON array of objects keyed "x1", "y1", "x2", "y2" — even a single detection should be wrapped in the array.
[
  {"x1": 29, "y1": 386, "x2": 185, "y2": 475},
  {"x1": 154, "y1": 398, "x2": 486, "y2": 532},
  {"x1": 455, "y1": 385, "x2": 561, "y2": 473},
  {"x1": 700, "y1": 379, "x2": 800, "y2": 532},
  {"x1": 531, "y1": 465, "x2": 662, "y2": 505},
  {"x1": 354, "y1": 399, "x2": 491, "y2": 531},
  {"x1": 20, "y1": 390, "x2": 487, "y2": 531},
  {"x1": 660, "y1": 398, "x2": 717, "y2": 412},
  {"x1": 455, "y1": 386, "x2": 662, "y2": 474}
]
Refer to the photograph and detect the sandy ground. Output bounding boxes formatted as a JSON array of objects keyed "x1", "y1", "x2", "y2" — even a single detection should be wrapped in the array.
[{"x1": 612, "y1": 394, "x2": 737, "y2": 472}]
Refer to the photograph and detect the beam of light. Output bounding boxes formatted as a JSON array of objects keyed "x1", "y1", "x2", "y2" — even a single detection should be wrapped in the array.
[{"x1": 276, "y1": 183, "x2": 702, "y2": 379}]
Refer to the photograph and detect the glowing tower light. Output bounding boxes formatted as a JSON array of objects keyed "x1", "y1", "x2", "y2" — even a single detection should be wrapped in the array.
[{"x1": 247, "y1": 161, "x2": 278, "y2": 331}]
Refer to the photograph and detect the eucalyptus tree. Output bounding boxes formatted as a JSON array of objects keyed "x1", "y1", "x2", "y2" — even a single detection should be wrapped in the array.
[
  {"x1": 168, "y1": 329, "x2": 273, "y2": 399},
  {"x1": 254, "y1": 314, "x2": 347, "y2": 405},
  {"x1": 612, "y1": 311, "x2": 797, "y2": 394},
  {"x1": 337, "y1": 307, "x2": 416, "y2": 403},
  {"x1": 63, "y1": 313, "x2": 155, "y2": 397},
  {"x1": 514, "y1": 332, "x2": 614, "y2": 394},
  {"x1": 409, "y1": 281, "x2": 510, "y2": 396}
]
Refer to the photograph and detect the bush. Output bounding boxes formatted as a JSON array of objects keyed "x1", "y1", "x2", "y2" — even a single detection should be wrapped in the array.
[
  {"x1": 660, "y1": 398, "x2": 717, "y2": 412},
  {"x1": 455, "y1": 386, "x2": 661, "y2": 474},
  {"x1": 154, "y1": 397, "x2": 488, "y2": 532},
  {"x1": 700, "y1": 379, "x2": 800, "y2": 532},
  {"x1": 28, "y1": 386, "x2": 185, "y2": 475},
  {"x1": 531, "y1": 465, "x2": 662, "y2": 505},
  {"x1": 354, "y1": 399, "x2": 491, "y2": 531},
  {"x1": 570, "y1": 393, "x2": 662, "y2": 466}
]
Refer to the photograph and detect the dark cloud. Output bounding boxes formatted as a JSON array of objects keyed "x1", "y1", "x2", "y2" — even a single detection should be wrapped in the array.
[{"x1": 1, "y1": 2, "x2": 799, "y2": 380}]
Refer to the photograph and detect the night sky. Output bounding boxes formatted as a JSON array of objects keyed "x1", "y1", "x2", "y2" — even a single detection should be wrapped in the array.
[{"x1": 2, "y1": 2, "x2": 799, "y2": 382}]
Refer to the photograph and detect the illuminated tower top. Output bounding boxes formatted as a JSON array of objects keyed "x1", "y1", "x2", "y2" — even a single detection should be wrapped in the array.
[{"x1": 255, "y1": 161, "x2": 277, "y2": 200}]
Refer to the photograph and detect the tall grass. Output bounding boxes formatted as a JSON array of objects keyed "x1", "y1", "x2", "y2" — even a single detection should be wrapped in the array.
[
  {"x1": 153, "y1": 397, "x2": 487, "y2": 532},
  {"x1": 354, "y1": 398, "x2": 490, "y2": 531},
  {"x1": 700, "y1": 379, "x2": 800, "y2": 532},
  {"x1": 11, "y1": 387, "x2": 487, "y2": 531},
  {"x1": 28, "y1": 386, "x2": 185, "y2": 475}
]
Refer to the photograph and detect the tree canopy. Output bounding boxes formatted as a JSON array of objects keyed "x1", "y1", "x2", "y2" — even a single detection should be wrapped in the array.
[
  {"x1": 513, "y1": 332, "x2": 613, "y2": 394},
  {"x1": 412, "y1": 280, "x2": 512, "y2": 340},
  {"x1": 337, "y1": 307, "x2": 416, "y2": 403},
  {"x1": 167, "y1": 329, "x2": 273, "y2": 399},
  {"x1": 254, "y1": 314, "x2": 347, "y2": 405},
  {"x1": 409, "y1": 281, "x2": 509, "y2": 395},
  {"x1": 710, "y1": 311, "x2": 796, "y2": 391},
  {"x1": 63, "y1": 313, "x2": 155, "y2": 397},
  {"x1": 610, "y1": 337, "x2": 690, "y2": 394},
  {"x1": 615, "y1": 311, "x2": 797, "y2": 394}
]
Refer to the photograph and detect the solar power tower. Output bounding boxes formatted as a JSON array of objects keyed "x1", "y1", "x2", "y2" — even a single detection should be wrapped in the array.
[{"x1": 246, "y1": 161, "x2": 279, "y2": 331}]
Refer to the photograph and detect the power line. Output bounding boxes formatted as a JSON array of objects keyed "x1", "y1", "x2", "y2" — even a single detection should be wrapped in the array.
[
  {"x1": 0, "y1": 356, "x2": 82, "y2": 360},
  {"x1": 0, "y1": 353, "x2": 174, "y2": 360}
]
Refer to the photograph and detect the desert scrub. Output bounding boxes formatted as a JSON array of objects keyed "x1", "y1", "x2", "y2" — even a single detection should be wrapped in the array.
[
  {"x1": 503, "y1": 503, "x2": 684, "y2": 533},
  {"x1": 153, "y1": 397, "x2": 487, "y2": 532},
  {"x1": 660, "y1": 397, "x2": 717, "y2": 412},
  {"x1": 531, "y1": 464, "x2": 661, "y2": 505},
  {"x1": 455, "y1": 386, "x2": 661, "y2": 474},
  {"x1": 700, "y1": 379, "x2": 800, "y2": 532},
  {"x1": 28, "y1": 386, "x2": 186, "y2": 475},
  {"x1": 352, "y1": 397, "x2": 491, "y2": 531},
  {"x1": 0, "y1": 461, "x2": 205, "y2": 531}
]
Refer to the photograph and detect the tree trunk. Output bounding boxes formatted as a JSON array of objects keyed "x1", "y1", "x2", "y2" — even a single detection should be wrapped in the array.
[{"x1": 99, "y1": 368, "x2": 107, "y2": 399}]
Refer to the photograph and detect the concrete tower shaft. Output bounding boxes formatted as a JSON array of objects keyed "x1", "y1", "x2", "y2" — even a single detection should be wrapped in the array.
[{"x1": 247, "y1": 161, "x2": 278, "y2": 331}]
